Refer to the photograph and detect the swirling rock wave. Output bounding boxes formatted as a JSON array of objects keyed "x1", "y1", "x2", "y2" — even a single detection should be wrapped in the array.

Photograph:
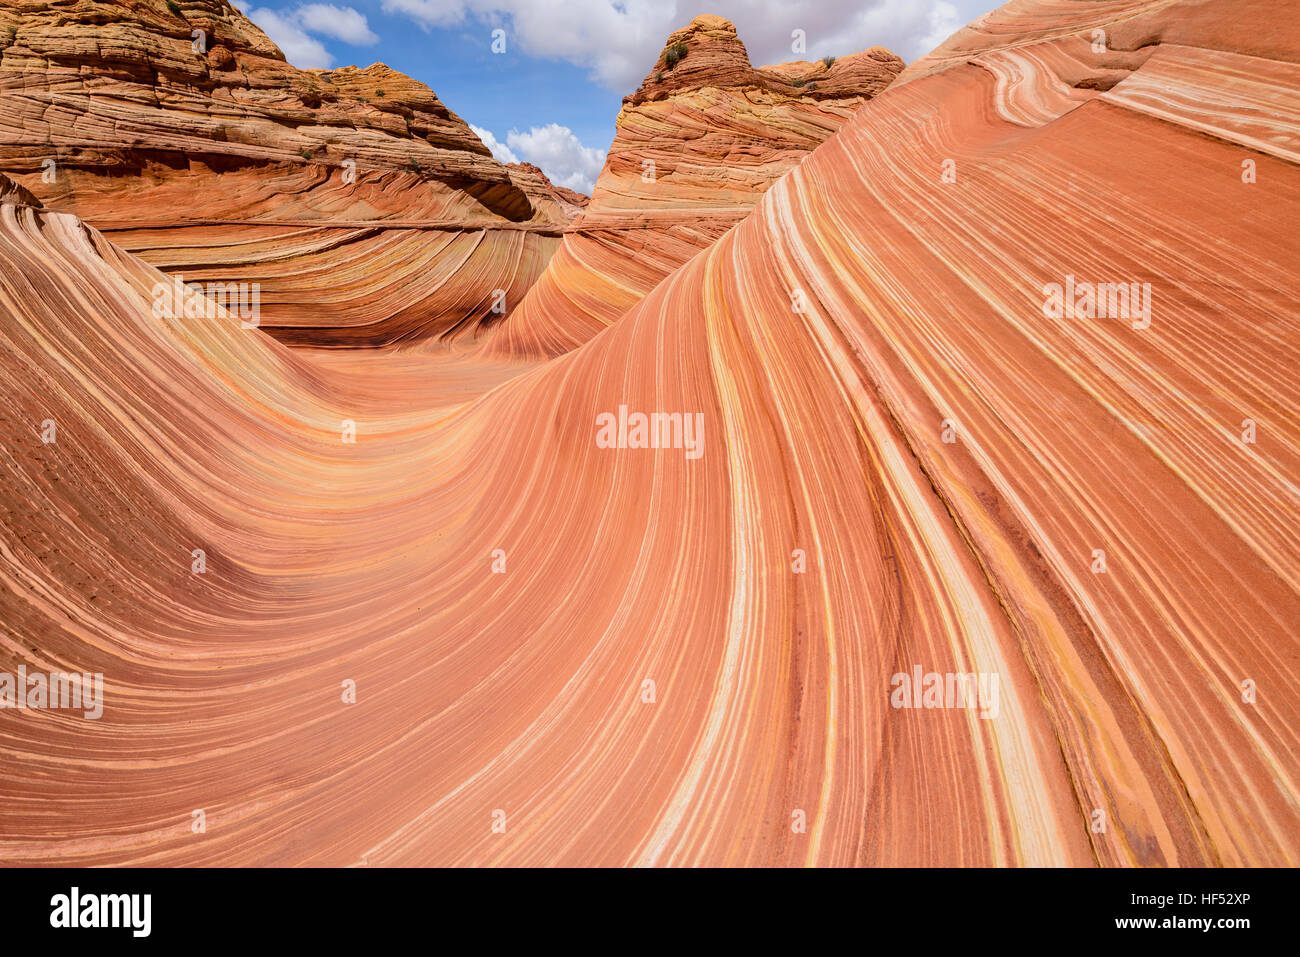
[{"x1": 0, "y1": 0, "x2": 1297, "y2": 866}]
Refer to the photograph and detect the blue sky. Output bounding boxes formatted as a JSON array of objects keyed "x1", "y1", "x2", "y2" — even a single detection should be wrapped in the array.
[{"x1": 237, "y1": 1, "x2": 1002, "y2": 193}]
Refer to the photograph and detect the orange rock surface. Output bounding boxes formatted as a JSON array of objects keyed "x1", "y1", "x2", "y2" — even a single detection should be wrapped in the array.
[
  {"x1": 0, "y1": 0, "x2": 1297, "y2": 867},
  {"x1": 482, "y1": 15, "x2": 903, "y2": 358},
  {"x1": 0, "y1": 0, "x2": 580, "y2": 346}
]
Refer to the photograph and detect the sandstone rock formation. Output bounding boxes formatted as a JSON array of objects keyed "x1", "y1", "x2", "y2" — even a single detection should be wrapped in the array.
[
  {"x1": 481, "y1": 15, "x2": 903, "y2": 358},
  {"x1": 0, "y1": 0, "x2": 1297, "y2": 867},
  {"x1": 0, "y1": 0, "x2": 580, "y2": 345}
]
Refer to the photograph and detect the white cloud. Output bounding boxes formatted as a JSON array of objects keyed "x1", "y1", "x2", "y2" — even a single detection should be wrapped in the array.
[
  {"x1": 474, "y1": 123, "x2": 607, "y2": 193},
  {"x1": 917, "y1": 2, "x2": 962, "y2": 57},
  {"x1": 244, "y1": 4, "x2": 378, "y2": 69},
  {"x1": 378, "y1": 0, "x2": 993, "y2": 90},
  {"x1": 296, "y1": 4, "x2": 380, "y2": 45},
  {"x1": 470, "y1": 123, "x2": 606, "y2": 193},
  {"x1": 470, "y1": 125, "x2": 521, "y2": 165},
  {"x1": 246, "y1": 8, "x2": 334, "y2": 67},
  {"x1": 379, "y1": 0, "x2": 471, "y2": 30}
]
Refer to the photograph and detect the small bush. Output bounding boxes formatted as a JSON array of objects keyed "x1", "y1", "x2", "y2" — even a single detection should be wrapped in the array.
[
  {"x1": 664, "y1": 41, "x2": 688, "y2": 69},
  {"x1": 299, "y1": 149, "x2": 313, "y2": 160},
  {"x1": 655, "y1": 72, "x2": 664, "y2": 83},
  {"x1": 821, "y1": 55, "x2": 836, "y2": 69},
  {"x1": 166, "y1": 1, "x2": 182, "y2": 15},
  {"x1": 405, "y1": 158, "x2": 420, "y2": 174},
  {"x1": 375, "y1": 89, "x2": 385, "y2": 97},
  {"x1": 806, "y1": 82, "x2": 817, "y2": 91},
  {"x1": 791, "y1": 77, "x2": 807, "y2": 88}
]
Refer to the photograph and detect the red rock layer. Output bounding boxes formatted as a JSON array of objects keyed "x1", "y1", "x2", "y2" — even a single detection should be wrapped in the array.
[
  {"x1": 0, "y1": 0, "x2": 580, "y2": 345},
  {"x1": 0, "y1": 0, "x2": 1297, "y2": 866},
  {"x1": 481, "y1": 15, "x2": 903, "y2": 358}
]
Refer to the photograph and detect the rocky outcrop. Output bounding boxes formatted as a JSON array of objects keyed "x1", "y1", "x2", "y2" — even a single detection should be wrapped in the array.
[
  {"x1": 627, "y1": 13, "x2": 902, "y2": 107},
  {"x1": 481, "y1": 15, "x2": 903, "y2": 358},
  {"x1": 507, "y1": 162, "x2": 590, "y2": 213},
  {"x1": 0, "y1": 0, "x2": 580, "y2": 345},
  {"x1": 0, "y1": 166, "x2": 37, "y2": 205}
]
